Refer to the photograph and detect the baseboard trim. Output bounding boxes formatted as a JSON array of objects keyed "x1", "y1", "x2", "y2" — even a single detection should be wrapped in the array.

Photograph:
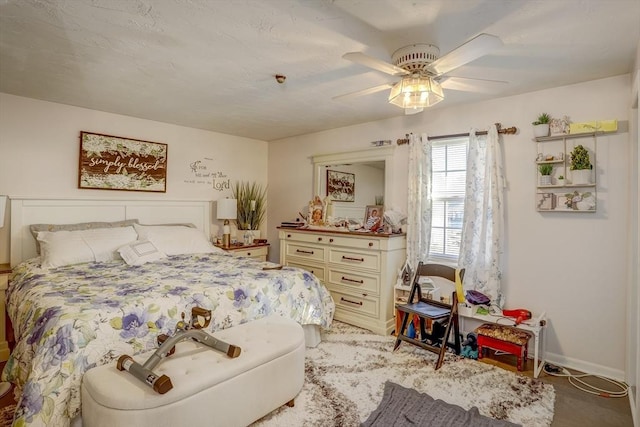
[{"x1": 545, "y1": 351, "x2": 626, "y2": 382}]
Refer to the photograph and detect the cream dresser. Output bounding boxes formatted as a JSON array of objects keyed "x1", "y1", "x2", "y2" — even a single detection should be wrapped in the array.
[{"x1": 279, "y1": 228, "x2": 406, "y2": 335}]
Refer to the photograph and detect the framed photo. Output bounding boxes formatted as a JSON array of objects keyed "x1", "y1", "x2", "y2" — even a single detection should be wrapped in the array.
[
  {"x1": 326, "y1": 170, "x2": 355, "y2": 202},
  {"x1": 363, "y1": 205, "x2": 384, "y2": 231},
  {"x1": 308, "y1": 196, "x2": 326, "y2": 226},
  {"x1": 536, "y1": 193, "x2": 556, "y2": 210},
  {"x1": 549, "y1": 116, "x2": 570, "y2": 136},
  {"x1": 79, "y1": 131, "x2": 167, "y2": 192}
]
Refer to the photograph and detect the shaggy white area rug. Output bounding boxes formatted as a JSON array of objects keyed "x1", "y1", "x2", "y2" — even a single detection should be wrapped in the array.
[{"x1": 252, "y1": 321, "x2": 555, "y2": 427}]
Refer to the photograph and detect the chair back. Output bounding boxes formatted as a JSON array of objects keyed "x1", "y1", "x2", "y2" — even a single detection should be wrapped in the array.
[{"x1": 414, "y1": 263, "x2": 465, "y2": 301}]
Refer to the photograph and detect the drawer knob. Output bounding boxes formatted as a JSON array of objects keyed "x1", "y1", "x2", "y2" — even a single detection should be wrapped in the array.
[
  {"x1": 247, "y1": 252, "x2": 251, "y2": 256},
  {"x1": 368, "y1": 242, "x2": 373, "y2": 247},
  {"x1": 329, "y1": 238, "x2": 334, "y2": 243},
  {"x1": 340, "y1": 297, "x2": 363, "y2": 306},
  {"x1": 287, "y1": 234, "x2": 291, "y2": 238},
  {"x1": 342, "y1": 255, "x2": 364, "y2": 262},
  {"x1": 318, "y1": 237, "x2": 323, "y2": 241},
  {"x1": 341, "y1": 276, "x2": 364, "y2": 284}
]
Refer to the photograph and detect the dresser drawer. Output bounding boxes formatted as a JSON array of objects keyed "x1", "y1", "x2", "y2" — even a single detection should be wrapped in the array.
[
  {"x1": 329, "y1": 249, "x2": 380, "y2": 271},
  {"x1": 327, "y1": 269, "x2": 378, "y2": 295},
  {"x1": 327, "y1": 235, "x2": 380, "y2": 250},
  {"x1": 282, "y1": 231, "x2": 331, "y2": 245},
  {"x1": 231, "y1": 245, "x2": 268, "y2": 260},
  {"x1": 285, "y1": 243, "x2": 326, "y2": 263},
  {"x1": 331, "y1": 290, "x2": 379, "y2": 318},
  {"x1": 286, "y1": 261, "x2": 326, "y2": 282}
]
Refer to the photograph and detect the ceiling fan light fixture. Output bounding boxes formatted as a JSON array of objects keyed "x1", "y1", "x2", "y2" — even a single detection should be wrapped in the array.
[{"x1": 388, "y1": 75, "x2": 444, "y2": 109}]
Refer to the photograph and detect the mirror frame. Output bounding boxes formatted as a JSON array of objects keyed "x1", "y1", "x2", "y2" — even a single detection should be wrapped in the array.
[{"x1": 311, "y1": 146, "x2": 395, "y2": 207}]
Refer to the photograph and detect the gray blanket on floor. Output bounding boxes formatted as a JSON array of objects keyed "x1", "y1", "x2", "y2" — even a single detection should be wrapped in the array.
[{"x1": 362, "y1": 381, "x2": 521, "y2": 427}]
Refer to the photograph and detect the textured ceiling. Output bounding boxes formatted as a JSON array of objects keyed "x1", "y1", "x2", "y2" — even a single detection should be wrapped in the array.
[{"x1": 1, "y1": 0, "x2": 638, "y2": 141}]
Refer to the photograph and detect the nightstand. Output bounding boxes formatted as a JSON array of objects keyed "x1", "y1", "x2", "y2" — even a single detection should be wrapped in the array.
[
  {"x1": 215, "y1": 243, "x2": 269, "y2": 261},
  {"x1": 0, "y1": 263, "x2": 10, "y2": 362}
]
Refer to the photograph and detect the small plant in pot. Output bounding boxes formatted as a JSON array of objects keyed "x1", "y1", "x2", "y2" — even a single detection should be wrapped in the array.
[
  {"x1": 538, "y1": 163, "x2": 553, "y2": 186},
  {"x1": 569, "y1": 145, "x2": 592, "y2": 184},
  {"x1": 532, "y1": 113, "x2": 551, "y2": 137},
  {"x1": 556, "y1": 175, "x2": 565, "y2": 186}
]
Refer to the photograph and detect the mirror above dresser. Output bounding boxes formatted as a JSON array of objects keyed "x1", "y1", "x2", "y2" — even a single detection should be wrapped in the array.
[{"x1": 312, "y1": 146, "x2": 394, "y2": 222}]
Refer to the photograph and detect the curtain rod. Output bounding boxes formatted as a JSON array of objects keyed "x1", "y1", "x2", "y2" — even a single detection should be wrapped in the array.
[{"x1": 396, "y1": 123, "x2": 517, "y2": 145}]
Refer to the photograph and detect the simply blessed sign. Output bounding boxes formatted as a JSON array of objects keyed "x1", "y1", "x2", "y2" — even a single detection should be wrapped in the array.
[{"x1": 79, "y1": 131, "x2": 167, "y2": 192}]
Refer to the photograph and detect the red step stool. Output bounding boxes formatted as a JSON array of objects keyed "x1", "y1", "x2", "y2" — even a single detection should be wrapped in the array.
[{"x1": 476, "y1": 323, "x2": 532, "y2": 371}]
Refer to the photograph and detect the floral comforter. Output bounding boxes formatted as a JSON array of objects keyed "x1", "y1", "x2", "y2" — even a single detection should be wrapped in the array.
[{"x1": 2, "y1": 253, "x2": 335, "y2": 427}]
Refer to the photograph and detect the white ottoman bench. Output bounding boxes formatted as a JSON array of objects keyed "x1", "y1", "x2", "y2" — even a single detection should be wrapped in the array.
[{"x1": 81, "y1": 315, "x2": 305, "y2": 427}]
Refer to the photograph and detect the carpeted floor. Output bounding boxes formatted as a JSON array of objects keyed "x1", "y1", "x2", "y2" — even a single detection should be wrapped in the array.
[
  {"x1": 1, "y1": 321, "x2": 556, "y2": 427},
  {"x1": 252, "y1": 321, "x2": 555, "y2": 426}
]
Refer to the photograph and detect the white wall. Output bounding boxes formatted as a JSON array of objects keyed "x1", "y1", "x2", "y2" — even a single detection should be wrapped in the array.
[
  {"x1": 268, "y1": 74, "x2": 634, "y2": 378},
  {"x1": 0, "y1": 93, "x2": 268, "y2": 262},
  {"x1": 629, "y1": 41, "x2": 639, "y2": 426}
]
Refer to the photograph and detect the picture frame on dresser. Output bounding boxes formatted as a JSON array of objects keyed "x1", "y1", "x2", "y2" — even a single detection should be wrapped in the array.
[
  {"x1": 308, "y1": 196, "x2": 326, "y2": 225},
  {"x1": 363, "y1": 205, "x2": 384, "y2": 231}
]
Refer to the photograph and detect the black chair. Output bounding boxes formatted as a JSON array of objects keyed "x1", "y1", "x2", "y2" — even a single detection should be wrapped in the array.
[{"x1": 393, "y1": 262, "x2": 462, "y2": 370}]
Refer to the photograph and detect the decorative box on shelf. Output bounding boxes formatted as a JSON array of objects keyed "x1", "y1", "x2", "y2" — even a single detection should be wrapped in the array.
[{"x1": 569, "y1": 119, "x2": 617, "y2": 134}]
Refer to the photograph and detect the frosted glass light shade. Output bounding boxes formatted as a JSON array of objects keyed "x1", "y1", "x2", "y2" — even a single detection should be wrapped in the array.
[
  {"x1": 388, "y1": 76, "x2": 444, "y2": 109},
  {"x1": 216, "y1": 198, "x2": 237, "y2": 220}
]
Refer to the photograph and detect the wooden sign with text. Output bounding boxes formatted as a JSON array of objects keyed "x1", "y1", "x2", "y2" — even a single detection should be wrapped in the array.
[{"x1": 79, "y1": 131, "x2": 167, "y2": 192}]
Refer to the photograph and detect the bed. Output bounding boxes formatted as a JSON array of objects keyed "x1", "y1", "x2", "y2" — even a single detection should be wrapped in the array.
[{"x1": 2, "y1": 198, "x2": 335, "y2": 427}]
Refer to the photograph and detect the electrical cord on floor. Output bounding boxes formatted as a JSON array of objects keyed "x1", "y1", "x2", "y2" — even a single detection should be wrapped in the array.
[{"x1": 543, "y1": 363, "x2": 629, "y2": 398}]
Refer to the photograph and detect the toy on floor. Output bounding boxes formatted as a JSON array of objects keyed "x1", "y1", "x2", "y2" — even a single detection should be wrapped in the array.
[
  {"x1": 117, "y1": 307, "x2": 241, "y2": 394},
  {"x1": 461, "y1": 332, "x2": 478, "y2": 359}
]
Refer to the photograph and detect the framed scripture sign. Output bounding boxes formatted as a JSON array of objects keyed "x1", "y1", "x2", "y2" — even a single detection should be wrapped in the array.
[
  {"x1": 79, "y1": 131, "x2": 168, "y2": 192},
  {"x1": 326, "y1": 169, "x2": 355, "y2": 202}
]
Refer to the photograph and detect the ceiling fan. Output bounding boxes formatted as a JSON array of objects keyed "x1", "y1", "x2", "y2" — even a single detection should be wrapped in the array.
[{"x1": 335, "y1": 33, "x2": 504, "y2": 114}]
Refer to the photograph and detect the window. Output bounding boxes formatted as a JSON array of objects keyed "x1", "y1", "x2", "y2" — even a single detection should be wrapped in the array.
[{"x1": 429, "y1": 137, "x2": 468, "y2": 261}]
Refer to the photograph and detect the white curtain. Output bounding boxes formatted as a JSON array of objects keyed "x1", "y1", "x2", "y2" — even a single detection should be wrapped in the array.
[
  {"x1": 458, "y1": 125, "x2": 506, "y2": 307},
  {"x1": 406, "y1": 133, "x2": 432, "y2": 269}
]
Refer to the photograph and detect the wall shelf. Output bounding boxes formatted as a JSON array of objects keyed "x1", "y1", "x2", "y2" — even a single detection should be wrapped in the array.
[{"x1": 534, "y1": 132, "x2": 600, "y2": 213}]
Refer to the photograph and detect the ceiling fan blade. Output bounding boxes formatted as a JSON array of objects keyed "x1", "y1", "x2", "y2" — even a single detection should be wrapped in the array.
[
  {"x1": 428, "y1": 33, "x2": 503, "y2": 76},
  {"x1": 332, "y1": 83, "x2": 395, "y2": 101},
  {"x1": 405, "y1": 107, "x2": 424, "y2": 115},
  {"x1": 343, "y1": 52, "x2": 409, "y2": 77},
  {"x1": 440, "y1": 76, "x2": 507, "y2": 93}
]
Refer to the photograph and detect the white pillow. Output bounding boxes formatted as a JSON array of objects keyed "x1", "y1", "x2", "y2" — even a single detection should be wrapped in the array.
[
  {"x1": 118, "y1": 240, "x2": 167, "y2": 266},
  {"x1": 38, "y1": 226, "x2": 138, "y2": 269},
  {"x1": 133, "y1": 224, "x2": 216, "y2": 256}
]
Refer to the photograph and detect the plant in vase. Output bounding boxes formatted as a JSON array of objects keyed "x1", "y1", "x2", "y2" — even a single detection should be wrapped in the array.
[
  {"x1": 569, "y1": 144, "x2": 592, "y2": 184},
  {"x1": 538, "y1": 163, "x2": 553, "y2": 186},
  {"x1": 232, "y1": 181, "x2": 267, "y2": 244},
  {"x1": 532, "y1": 113, "x2": 551, "y2": 138},
  {"x1": 556, "y1": 175, "x2": 565, "y2": 186}
]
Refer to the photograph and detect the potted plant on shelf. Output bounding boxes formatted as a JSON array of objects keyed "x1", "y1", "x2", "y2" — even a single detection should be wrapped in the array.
[
  {"x1": 232, "y1": 181, "x2": 267, "y2": 244},
  {"x1": 556, "y1": 175, "x2": 565, "y2": 186},
  {"x1": 569, "y1": 144, "x2": 592, "y2": 185},
  {"x1": 532, "y1": 113, "x2": 551, "y2": 138},
  {"x1": 538, "y1": 163, "x2": 553, "y2": 186}
]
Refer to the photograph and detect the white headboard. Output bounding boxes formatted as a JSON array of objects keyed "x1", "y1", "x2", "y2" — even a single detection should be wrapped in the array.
[{"x1": 10, "y1": 198, "x2": 212, "y2": 267}]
